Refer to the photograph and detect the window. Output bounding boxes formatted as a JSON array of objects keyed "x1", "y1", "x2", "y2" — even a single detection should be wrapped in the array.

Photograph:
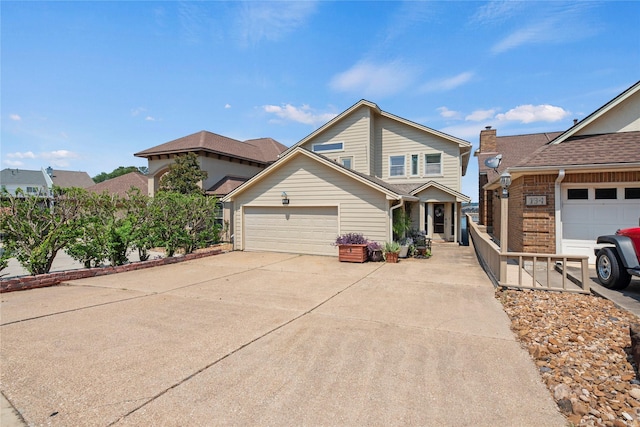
[
  {"x1": 340, "y1": 157, "x2": 353, "y2": 169},
  {"x1": 425, "y1": 153, "x2": 441, "y2": 175},
  {"x1": 389, "y1": 156, "x2": 405, "y2": 177},
  {"x1": 410, "y1": 154, "x2": 419, "y2": 176},
  {"x1": 625, "y1": 188, "x2": 640, "y2": 199},
  {"x1": 26, "y1": 187, "x2": 38, "y2": 194},
  {"x1": 567, "y1": 188, "x2": 588, "y2": 200},
  {"x1": 595, "y1": 188, "x2": 617, "y2": 200},
  {"x1": 312, "y1": 142, "x2": 343, "y2": 153}
]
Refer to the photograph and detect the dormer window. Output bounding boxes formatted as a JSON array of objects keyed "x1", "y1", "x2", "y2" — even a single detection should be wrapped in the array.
[
  {"x1": 312, "y1": 141, "x2": 344, "y2": 153},
  {"x1": 389, "y1": 155, "x2": 405, "y2": 177}
]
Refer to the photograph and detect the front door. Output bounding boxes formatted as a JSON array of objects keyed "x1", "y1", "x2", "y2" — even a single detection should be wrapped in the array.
[{"x1": 434, "y1": 204, "x2": 445, "y2": 234}]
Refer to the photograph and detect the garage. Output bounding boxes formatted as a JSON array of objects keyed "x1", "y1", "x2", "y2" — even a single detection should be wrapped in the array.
[
  {"x1": 561, "y1": 184, "x2": 640, "y2": 262},
  {"x1": 244, "y1": 206, "x2": 338, "y2": 256}
]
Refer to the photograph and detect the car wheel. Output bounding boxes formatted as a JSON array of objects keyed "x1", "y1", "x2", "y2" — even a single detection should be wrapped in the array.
[{"x1": 596, "y1": 247, "x2": 631, "y2": 290}]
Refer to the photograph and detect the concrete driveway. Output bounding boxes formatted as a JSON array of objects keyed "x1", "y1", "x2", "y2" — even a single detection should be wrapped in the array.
[{"x1": 1, "y1": 245, "x2": 564, "y2": 426}]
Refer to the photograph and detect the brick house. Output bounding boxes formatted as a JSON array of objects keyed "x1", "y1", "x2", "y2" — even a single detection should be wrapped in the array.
[{"x1": 476, "y1": 81, "x2": 640, "y2": 263}]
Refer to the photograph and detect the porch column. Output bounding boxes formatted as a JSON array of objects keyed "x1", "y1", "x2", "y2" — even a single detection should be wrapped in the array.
[{"x1": 419, "y1": 202, "x2": 426, "y2": 232}]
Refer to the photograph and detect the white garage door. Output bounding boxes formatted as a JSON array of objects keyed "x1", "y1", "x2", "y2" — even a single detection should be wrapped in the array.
[
  {"x1": 562, "y1": 185, "x2": 640, "y2": 262},
  {"x1": 244, "y1": 206, "x2": 338, "y2": 256}
]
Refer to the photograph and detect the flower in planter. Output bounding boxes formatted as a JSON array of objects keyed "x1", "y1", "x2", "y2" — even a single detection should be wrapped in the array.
[
  {"x1": 367, "y1": 241, "x2": 383, "y2": 262},
  {"x1": 334, "y1": 233, "x2": 368, "y2": 246}
]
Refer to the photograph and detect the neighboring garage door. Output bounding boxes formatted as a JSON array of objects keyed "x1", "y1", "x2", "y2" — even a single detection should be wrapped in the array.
[
  {"x1": 244, "y1": 206, "x2": 338, "y2": 256},
  {"x1": 562, "y1": 185, "x2": 640, "y2": 262}
]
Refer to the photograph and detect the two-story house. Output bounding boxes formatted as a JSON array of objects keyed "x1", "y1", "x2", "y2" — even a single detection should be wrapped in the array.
[{"x1": 223, "y1": 100, "x2": 472, "y2": 256}]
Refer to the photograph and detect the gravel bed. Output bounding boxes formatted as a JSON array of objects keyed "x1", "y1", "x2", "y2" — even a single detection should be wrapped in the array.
[{"x1": 497, "y1": 289, "x2": 640, "y2": 427}]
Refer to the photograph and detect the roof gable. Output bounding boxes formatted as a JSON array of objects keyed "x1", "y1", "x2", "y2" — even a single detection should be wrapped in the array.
[
  {"x1": 223, "y1": 147, "x2": 415, "y2": 202},
  {"x1": 411, "y1": 180, "x2": 471, "y2": 202},
  {"x1": 281, "y1": 100, "x2": 472, "y2": 173},
  {"x1": 550, "y1": 80, "x2": 640, "y2": 145}
]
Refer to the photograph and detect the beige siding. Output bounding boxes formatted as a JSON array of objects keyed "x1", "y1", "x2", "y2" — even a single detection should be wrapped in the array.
[
  {"x1": 233, "y1": 154, "x2": 390, "y2": 251},
  {"x1": 300, "y1": 106, "x2": 372, "y2": 175},
  {"x1": 577, "y1": 93, "x2": 640, "y2": 135},
  {"x1": 147, "y1": 156, "x2": 263, "y2": 196},
  {"x1": 375, "y1": 116, "x2": 462, "y2": 191},
  {"x1": 414, "y1": 187, "x2": 457, "y2": 203}
]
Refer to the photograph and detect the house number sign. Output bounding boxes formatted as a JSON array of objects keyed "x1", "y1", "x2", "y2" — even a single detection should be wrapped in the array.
[{"x1": 526, "y1": 195, "x2": 547, "y2": 206}]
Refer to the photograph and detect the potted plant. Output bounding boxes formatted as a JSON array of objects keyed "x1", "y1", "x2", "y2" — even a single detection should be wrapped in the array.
[
  {"x1": 398, "y1": 237, "x2": 413, "y2": 258},
  {"x1": 383, "y1": 241, "x2": 401, "y2": 263},
  {"x1": 367, "y1": 241, "x2": 383, "y2": 262},
  {"x1": 335, "y1": 233, "x2": 368, "y2": 263}
]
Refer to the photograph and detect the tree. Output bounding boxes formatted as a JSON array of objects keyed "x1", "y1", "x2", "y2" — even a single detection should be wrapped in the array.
[
  {"x1": 1, "y1": 187, "x2": 85, "y2": 275},
  {"x1": 93, "y1": 166, "x2": 147, "y2": 183},
  {"x1": 158, "y1": 153, "x2": 208, "y2": 194}
]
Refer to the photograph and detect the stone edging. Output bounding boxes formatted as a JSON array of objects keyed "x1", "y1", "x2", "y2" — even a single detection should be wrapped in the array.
[{"x1": 0, "y1": 248, "x2": 225, "y2": 293}]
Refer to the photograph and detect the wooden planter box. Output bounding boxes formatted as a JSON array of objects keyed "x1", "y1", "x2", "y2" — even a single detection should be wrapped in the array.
[
  {"x1": 385, "y1": 252, "x2": 399, "y2": 263},
  {"x1": 338, "y1": 244, "x2": 368, "y2": 263}
]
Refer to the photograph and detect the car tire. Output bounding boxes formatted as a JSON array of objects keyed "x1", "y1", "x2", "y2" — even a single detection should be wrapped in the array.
[{"x1": 596, "y1": 247, "x2": 632, "y2": 290}]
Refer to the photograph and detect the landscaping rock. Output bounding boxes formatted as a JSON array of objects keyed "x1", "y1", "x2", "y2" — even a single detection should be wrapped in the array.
[{"x1": 497, "y1": 289, "x2": 640, "y2": 427}]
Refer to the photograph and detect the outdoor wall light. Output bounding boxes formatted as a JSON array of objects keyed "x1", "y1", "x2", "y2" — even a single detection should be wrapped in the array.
[
  {"x1": 281, "y1": 191, "x2": 290, "y2": 205},
  {"x1": 500, "y1": 171, "x2": 512, "y2": 198}
]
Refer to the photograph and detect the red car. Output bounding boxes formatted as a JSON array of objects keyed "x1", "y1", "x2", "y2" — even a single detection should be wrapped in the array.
[{"x1": 595, "y1": 227, "x2": 640, "y2": 289}]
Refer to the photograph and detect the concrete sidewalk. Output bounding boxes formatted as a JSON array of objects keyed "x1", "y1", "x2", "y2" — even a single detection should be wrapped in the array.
[{"x1": 1, "y1": 245, "x2": 564, "y2": 426}]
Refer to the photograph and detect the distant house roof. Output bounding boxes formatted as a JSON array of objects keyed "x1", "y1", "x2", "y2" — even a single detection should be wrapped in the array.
[
  {"x1": 50, "y1": 169, "x2": 94, "y2": 188},
  {"x1": 477, "y1": 131, "x2": 563, "y2": 183},
  {"x1": 206, "y1": 175, "x2": 248, "y2": 197},
  {"x1": 134, "y1": 131, "x2": 287, "y2": 164},
  {"x1": 87, "y1": 172, "x2": 148, "y2": 197},
  {"x1": 0, "y1": 168, "x2": 47, "y2": 187}
]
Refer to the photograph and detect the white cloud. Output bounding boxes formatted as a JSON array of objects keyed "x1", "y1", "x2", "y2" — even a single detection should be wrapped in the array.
[
  {"x1": 329, "y1": 60, "x2": 418, "y2": 98},
  {"x1": 4, "y1": 160, "x2": 24, "y2": 167},
  {"x1": 40, "y1": 150, "x2": 80, "y2": 167},
  {"x1": 496, "y1": 104, "x2": 570, "y2": 123},
  {"x1": 441, "y1": 123, "x2": 488, "y2": 140},
  {"x1": 490, "y1": 4, "x2": 599, "y2": 54},
  {"x1": 437, "y1": 107, "x2": 461, "y2": 119},
  {"x1": 145, "y1": 116, "x2": 156, "y2": 121},
  {"x1": 224, "y1": 104, "x2": 231, "y2": 109},
  {"x1": 9, "y1": 114, "x2": 21, "y2": 121},
  {"x1": 131, "y1": 107, "x2": 146, "y2": 117},
  {"x1": 470, "y1": 1, "x2": 524, "y2": 25},
  {"x1": 6, "y1": 151, "x2": 36, "y2": 159},
  {"x1": 236, "y1": 1, "x2": 317, "y2": 47},
  {"x1": 263, "y1": 104, "x2": 336, "y2": 126},
  {"x1": 466, "y1": 109, "x2": 496, "y2": 122},
  {"x1": 420, "y1": 72, "x2": 474, "y2": 93}
]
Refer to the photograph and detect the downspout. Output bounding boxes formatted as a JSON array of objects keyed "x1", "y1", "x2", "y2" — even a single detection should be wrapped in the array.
[
  {"x1": 389, "y1": 198, "x2": 405, "y2": 242},
  {"x1": 555, "y1": 169, "x2": 565, "y2": 255}
]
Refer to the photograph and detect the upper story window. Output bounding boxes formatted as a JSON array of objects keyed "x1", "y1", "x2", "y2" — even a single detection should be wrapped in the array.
[
  {"x1": 410, "y1": 154, "x2": 419, "y2": 176},
  {"x1": 340, "y1": 156, "x2": 353, "y2": 169},
  {"x1": 425, "y1": 153, "x2": 442, "y2": 175},
  {"x1": 389, "y1": 155, "x2": 405, "y2": 177},
  {"x1": 312, "y1": 141, "x2": 344, "y2": 153}
]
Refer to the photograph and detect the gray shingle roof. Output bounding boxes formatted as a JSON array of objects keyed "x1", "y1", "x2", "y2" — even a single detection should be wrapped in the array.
[
  {"x1": 51, "y1": 170, "x2": 94, "y2": 188},
  {"x1": 0, "y1": 168, "x2": 46, "y2": 186}
]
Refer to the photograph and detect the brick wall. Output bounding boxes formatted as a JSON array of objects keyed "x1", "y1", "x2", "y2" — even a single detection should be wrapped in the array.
[
  {"x1": 1, "y1": 246, "x2": 226, "y2": 293},
  {"x1": 491, "y1": 170, "x2": 640, "y2": 255}
]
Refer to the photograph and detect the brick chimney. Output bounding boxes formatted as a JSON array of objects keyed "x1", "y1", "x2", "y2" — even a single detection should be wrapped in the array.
[{"x1": 479, "y1": 126, "x2": 497, "y2": 153}]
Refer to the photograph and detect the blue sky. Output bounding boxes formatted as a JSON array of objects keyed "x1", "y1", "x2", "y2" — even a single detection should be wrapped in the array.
[{"x1": 2, "y1": 1, "x2": 639, "y2": 201}]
